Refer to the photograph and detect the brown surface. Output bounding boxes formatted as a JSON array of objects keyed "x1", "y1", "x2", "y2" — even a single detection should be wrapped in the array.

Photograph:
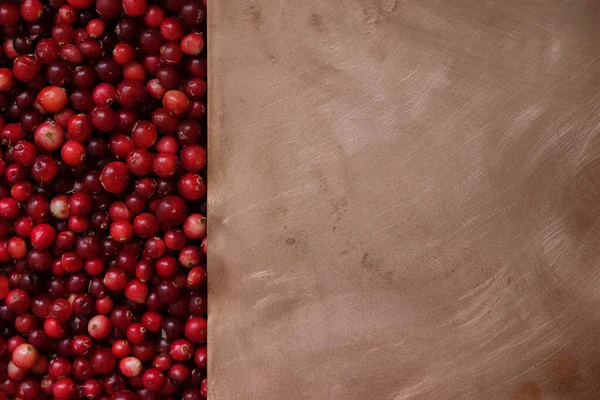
[{"x1": 208, "y1": 1, "x2": 600, "y2": 399}]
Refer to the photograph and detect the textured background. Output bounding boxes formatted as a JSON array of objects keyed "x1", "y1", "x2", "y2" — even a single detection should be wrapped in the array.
[{"x1": 208, "y1": 1, "x2": 600, "y2": 398}]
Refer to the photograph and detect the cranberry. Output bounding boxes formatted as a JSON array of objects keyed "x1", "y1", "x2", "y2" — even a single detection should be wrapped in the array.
[
  {"x1": 52, "y1": 377, "x2": 77, "y2": 400},
  {"x1": 88, "y1": 315, "x2": 112, "y2": 339},
  {"x1": 119, "y1": 357, "x2": 142, "y2": 377},
  {"x1": 95, "y1": 0, "x2": 121, "y2": 19},
  {"x1": 0, "y1": 69, "x2": 15, "y2": 91},
  {"x1": 91, "y1": 105, "x2": 118, "y2": 132},
  {"x1": 185, "y1": 317, "x2": 207, "y2": 344},
  {"x1": 101, "y1": 161, "x2": 130, "y2": 193},
  {"x1": 116, "y1": 80, "x2": 147, "y2": 110},
  {"x1": 181, "y1": 32, "x2": 204, "y2": 55},
  {"x1": 168, "y1": 363, "x2": 190, "y2": 384},
  {"x1": 90, "y1": 348, "x2": 116, "y2": 375},
  {"x1": 34, "y1": 121, "x2": 65, "y2": 151},
  {"x1": 37, "y1": 86, "x2": 68, "y2": 113},
  {"x1": 142, "y1": 368, "x2": 164, "y2": 392},
  {"x1": 124, "y1": 279, "x2": 148, "y2": 304},
  {"x1": 112, "y1": 339, "x2": 132, "y2": 359},
  {"x1": 155, "y1": 196, "x2": 188, "y2": 228},
  {"x1": 13, "y1": 55, "x2": 41, "y2": 82},
  {"x1": 12, "y1": 343, "x2": 39, "y2": 370},
  {"x1": 44, "y1": 317, "x2": 66, "y2": 338},
  {"x1": 110, "y1": 306, "x2": 133, "y2": 329},
  {"x1": 82, "y1": 378, "x2": 104, "y2": 399}
]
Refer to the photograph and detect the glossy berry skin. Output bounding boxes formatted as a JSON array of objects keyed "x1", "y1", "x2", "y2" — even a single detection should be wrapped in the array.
[{"x1": 101, "y1": 161, "x2": 130, "y2": 193}]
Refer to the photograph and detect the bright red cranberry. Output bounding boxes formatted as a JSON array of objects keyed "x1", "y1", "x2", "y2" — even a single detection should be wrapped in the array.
[
  {"x1": 181, "y1": 32, "x2": 204, "y2": 55},
  {"x1": 185, "y1": 317, "x2": 207, "y2": 343},
  {"x1": 104, "y1": 268, "x2": 127, "y2": 291},
  {"x1": 110, "y1": 220, "x2": 133, "y2": 242},
  {"x1": 34, "y1": 121, "x2": 65, "y2": 151},
  {"x1": 112, "y1": 339, "x2": 132, "y2": 359},
  {"x1": 152, "y1": 153, "x2": 177, "y2": 178},
  {"x1": 61, "y1": 140, "x2": 87, "y2": 166},
  {"x1": 113, "y1": 42, "x2": 135, "y2": 65},
  {"x1": 31, "y1": 155, "x2": 59, "y2": 183},
  {"x1": 67, "y1": 114, "x2": 93, "y2": 142},
  {"x1": 178, "y1": 173, "x2": 206, "y2": 200},
  {"x1": 143, "y1": 5, "x2": 166, "y2": 27},
  {"x1": 11, "y1": 180, "x2": 35, "y2": 201},
  {"x1": 125, "y1": 323, "x2": 146, "y2": 344},
  {"x1": 36, "y1": 86, "x2": 68, "y2": 113},
  {"x1": 44, "y1": 317, "x2": 66, "y2": 338},
  {"x1": 68, "y1": 215, "x2": 90, "y2": 232},
  {"x1": 52, "y1": 377, "x2": 77, "y2": 400},
  {"x1": 30, "y1": 224, "x2": 56, "y2": 249},
  {"x1": 153, "y1": 354, "x2": 172, "y2": 372},
  {"x1": 160, "y1": 17, "x2": 184, "y2": 41},
  {"x1": 72, "y1": 335, "x2": 93, "y2": 356},
  {"x1": 95, "y1": 296, "x2": 114, "y2": 314},
  {"x1": 126, "y1": 149, "x2": 153, "y2": 176},
  {"x1": 123, "y1": 0, "x2": 147, "y2": 17},
  {"x1": 101, "y1": 161, "x2": 130, "y2": 193},
  {"x1": 123, "y1": 61, "x2": 146, "y2": 81},
  {"x1": 142, "y1": 368, "x2": 164, "y2": 392},
  {"x1": 124, "y1": 279, "x2": 148, "y2": 304},
  {"x1": 187, "y1": 266, "x2": 207, "y2": 290},
  {"x1": 162, "y1": 90, "x2": 189, "y2": 115},
  {"x1": 82, "y1": 378, "x2": 104, "y2": 399},
  {"x1": 58, "y1": 5, "x2": 76, "y2": 23},
  {"x1": 49, "y1": 298, "x2": 73, "y2": 321},
  {"x1": 93, "y1": 83, "x2": 116, "y2": 106},
  {"x1": 164, "y1": 229, "x2": 186, "y2": 250},
  {"x1": 132, "y1": 213, "x2": 158, "y2": 238},
  {"x1": 13, "y1": 55, "x2": 41, "y2": 82},
  {"x1": 11, "y1": 343, "x2": 38, "y2": 370},
  {"x1": 169, "y1": 339, "x2": 192, "y2": 362},
  {"x1": 183, "y1": 213, "x2": 207, "y2": 239},
  {"x1": 87, "y1": 18, "x2": 105, "y2": 37}
]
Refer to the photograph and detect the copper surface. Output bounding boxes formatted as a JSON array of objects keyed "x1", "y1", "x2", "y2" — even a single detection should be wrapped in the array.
[{"x1": 208, "y1": 1, "x2": 600, "y2": 398}]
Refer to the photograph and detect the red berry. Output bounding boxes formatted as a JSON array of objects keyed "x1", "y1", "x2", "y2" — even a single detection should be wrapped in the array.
[
  {"x1": 101, "y1": 161, "x2": 131, "y2": 193},
  {"x1": 61, "y1": 140, "x2": 87, "y2": 166},
  {"x1": 119, "y1": 356, "x2": 142, "y2": 377},
  {"x1": 30, "y1": 224, "x2": 56, "y2": 249},
  {"x1": 36, "y1": 86, "x2": 68, "y2": 113},
  {"x1": 12, "y1": 343, "x2": 39, "y2": 370},
  {"x1": 181, "y1": 32, "x2": 204, "y2": 55},
  {"x1": 88, "y1": 315, "x2": 112, "y2": 339}
]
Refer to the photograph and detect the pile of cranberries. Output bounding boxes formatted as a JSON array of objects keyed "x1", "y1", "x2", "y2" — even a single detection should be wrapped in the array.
[{"x1": 0, "y1": 0, "x2": 208, "y2": 398}]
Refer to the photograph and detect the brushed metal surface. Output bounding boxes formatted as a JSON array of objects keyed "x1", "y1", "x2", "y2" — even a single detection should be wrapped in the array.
[{"x1": 208, "y1": 1, "x2": 600, "y2": 398}]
